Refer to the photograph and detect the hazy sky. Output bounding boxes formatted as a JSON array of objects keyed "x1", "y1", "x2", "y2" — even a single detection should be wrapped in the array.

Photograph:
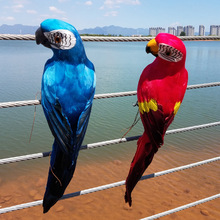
[{"x1": 0, "y1": 0, "x2": 220, "y2": 31}]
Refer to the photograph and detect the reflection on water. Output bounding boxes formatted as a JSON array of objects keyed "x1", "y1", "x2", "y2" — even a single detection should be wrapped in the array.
[
  {"x1": 0, "y1": 41, "x2": 219, "y2": 218},
  {"x1": 0, "y1": 41, "x2": 220, "y2": 169}
]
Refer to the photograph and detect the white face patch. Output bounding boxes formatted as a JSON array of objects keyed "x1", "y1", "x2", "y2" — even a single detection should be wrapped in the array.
[
  {"x1": 44, "y1": 29, "x2": 76, "y2": 50},
  {"x1": 158, "y1": 43, "x2": 183, "y2": 62}
]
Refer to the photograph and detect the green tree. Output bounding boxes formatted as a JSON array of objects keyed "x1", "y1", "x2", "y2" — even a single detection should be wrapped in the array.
[{"x1": 180, "y1": 31, "x2": 186, "y2": 36}]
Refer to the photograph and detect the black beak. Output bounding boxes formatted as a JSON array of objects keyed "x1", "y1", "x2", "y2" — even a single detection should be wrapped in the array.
[
  {"x1": 145, "y1": 45, "x2": 158, "y2": 57},
  {"x1": 35, "y1": 27, "x2": 51, "y2": 48},
  {"x1": 145, "y1": 46, "x2": 151, "y2": 54}
]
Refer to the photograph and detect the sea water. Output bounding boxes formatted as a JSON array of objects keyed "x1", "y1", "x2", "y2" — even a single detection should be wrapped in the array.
[{"x1": 0, "y1": 40, "x2": 219, "y2": 179}]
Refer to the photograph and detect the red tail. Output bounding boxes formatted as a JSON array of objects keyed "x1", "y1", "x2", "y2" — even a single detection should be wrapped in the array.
[{"x1": 125, "y1": 132, "x2": 157, "y2": 206}]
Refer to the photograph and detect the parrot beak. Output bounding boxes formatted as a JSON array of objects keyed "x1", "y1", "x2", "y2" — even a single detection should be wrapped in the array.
[
  {"x1": 35, "y1": 27, "x2": 51, "y2": 48},
  {"x1": 146, "y1": 38, "x2": 158, "y2": 57}
]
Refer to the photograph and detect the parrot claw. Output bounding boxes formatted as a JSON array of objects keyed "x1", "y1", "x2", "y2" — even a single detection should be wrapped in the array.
[{"x1": 124, "y1": 191, "x2": 132, "y2": 207}]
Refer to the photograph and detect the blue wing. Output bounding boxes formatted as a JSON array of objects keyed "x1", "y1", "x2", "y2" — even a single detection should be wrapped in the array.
[
  {"x1": 42, "y1": 96, "x2": 73, "y2": 154},
  {"x1": 76, "y1": 96, "x2": 93, "y2": 149},
  {"x1": 41, "y1": 60, "x2": 95, "y2": 156}
]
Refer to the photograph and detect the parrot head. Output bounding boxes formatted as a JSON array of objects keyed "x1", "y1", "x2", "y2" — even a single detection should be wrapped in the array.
[
  {"x1": 146, "y1": 33, "x2": 186, "y2": 63},
  {"x1": 35, "y1": 19, "x2": 86, "y2": 62}
]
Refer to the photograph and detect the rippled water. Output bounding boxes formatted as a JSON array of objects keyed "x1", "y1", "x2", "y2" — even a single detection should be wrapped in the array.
[{"x1": 0, "y1": 40, "x2": 220, "y2": 179}]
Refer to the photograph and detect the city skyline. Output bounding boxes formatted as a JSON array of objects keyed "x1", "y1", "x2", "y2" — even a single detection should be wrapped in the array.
[{"x1": 149, "y1": 25, "x2": 220, "y2": 36}]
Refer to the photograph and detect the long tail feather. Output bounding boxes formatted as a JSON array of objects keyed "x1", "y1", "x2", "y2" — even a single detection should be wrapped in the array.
[
  {"x1": 43, "y1": 141, "x2": 76, "y2": 213},
  {"x1": 125, "y1": 133, "x2": 157, "y2": 206}
]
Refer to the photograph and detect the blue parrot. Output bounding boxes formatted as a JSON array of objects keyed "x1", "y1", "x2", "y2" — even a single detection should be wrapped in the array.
[{"x1": 35, "y1": 19, "x2": 96, "y2": 213}]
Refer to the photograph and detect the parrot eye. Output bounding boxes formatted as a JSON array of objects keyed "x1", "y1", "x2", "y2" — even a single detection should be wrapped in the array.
[
  {"x1": 44, "y1": 29, "x2": 76, "y2": 50},
  {"x1": 166, "y1": 51, "x2": 171, "y2": 56},
  {"x1": 158, "y1": 43, "x2": 183, "y2": 62},
  {"x1": 55, "y1": 35, "x2": 62, "y2": 44}
]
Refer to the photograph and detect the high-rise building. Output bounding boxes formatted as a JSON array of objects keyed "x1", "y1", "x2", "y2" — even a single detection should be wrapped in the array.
[
  {"x1": 199, "y1": 25, "x2": 205, "y2": 36},
  {"x1": 149, "y1": 27, "x2": 166, "y2": 36},
  {"x1": 168, "y1": 27, "x2": 176, "y2": 35},
  {"x1": 210, "y1": 25, "x2": 220, "y2": 36},
  {"x1": 149, "y1": 27, "x2": 157, "y2": 36},
  {"x1": 184, "y1": 25, "x2": 195, "y2": 36},
  {"x1": 157, "y1": 27, "x2": 165, "y2": 34},
  {"x1": 210, "y1": 25, "x2": 217, "y2": 35},
  {"x1": 177, "y1": 26, "x2": 184, "y2": 36}
]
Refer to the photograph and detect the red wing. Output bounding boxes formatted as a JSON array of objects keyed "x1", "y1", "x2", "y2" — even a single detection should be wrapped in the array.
[{"x1": 140, "y1": 104, "x2": 174, "y2": 148}]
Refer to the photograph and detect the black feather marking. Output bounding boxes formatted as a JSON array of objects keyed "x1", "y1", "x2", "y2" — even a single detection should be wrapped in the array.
[{"x1": 158, "y1": 43, "x2": 183, "y2": 62}]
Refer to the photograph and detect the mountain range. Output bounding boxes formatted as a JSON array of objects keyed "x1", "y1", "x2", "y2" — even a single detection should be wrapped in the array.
[
  {"x1": 0, "y1": 24, "x2": 149, "y2": 36},
  {"x1": 78, "y1": 25, "x2": 149, "y2": 36},
  {"x1": 0, "y1": 24, "x2": 39, "y2": 34}
]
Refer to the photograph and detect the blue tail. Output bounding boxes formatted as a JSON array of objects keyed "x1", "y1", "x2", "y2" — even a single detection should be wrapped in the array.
[{"x1": 43, "y1": 141, "x2": 77, "y2": 213}]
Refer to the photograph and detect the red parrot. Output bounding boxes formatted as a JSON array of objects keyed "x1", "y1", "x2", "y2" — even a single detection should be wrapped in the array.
[{"x1": 125, "y1": 33, "x2": 188, "y2": 206}]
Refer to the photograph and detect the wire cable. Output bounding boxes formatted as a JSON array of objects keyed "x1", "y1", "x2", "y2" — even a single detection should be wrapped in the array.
[{"x1": 0, "y1": 156, "x2": 219, "y2": 214}]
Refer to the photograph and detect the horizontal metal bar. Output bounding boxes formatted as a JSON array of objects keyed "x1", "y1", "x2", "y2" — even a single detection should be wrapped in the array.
[
  {"x1": 0, "y1": 82, "x2": 220, "y2": 109},
  {"x1": 1, "y1": 121, "x2": 219, "y2": 165},
  {"x1": 0, "y1": 156, "x2": 219, "y2": 214},
  {"x1": 1, "y1": 34, "x2": 220, "y2": 41}
]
